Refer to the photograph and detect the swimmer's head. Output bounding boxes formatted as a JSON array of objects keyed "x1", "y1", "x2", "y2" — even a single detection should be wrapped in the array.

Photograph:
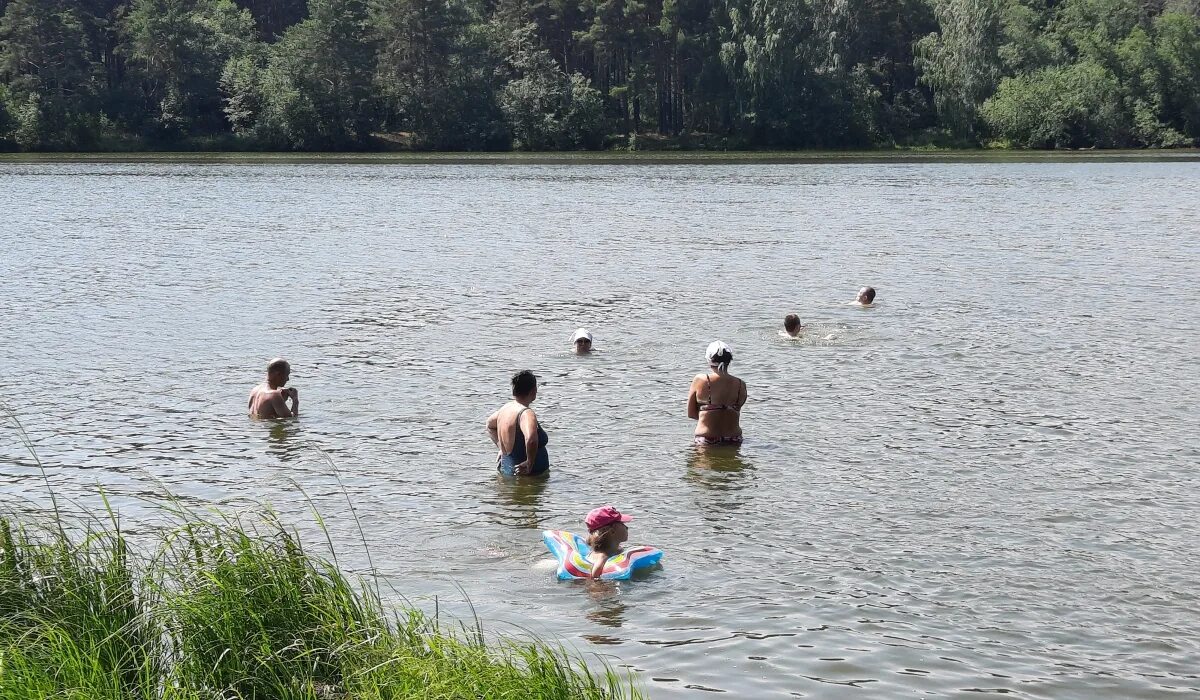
[
  {"x1": 266, "y1": 358, "x2": 291, "y2": 387},
  {"x1": 784, "y1": 314, "x2": 802, "y2": 336},
  {"x1": 857, "y1": 286, "x2": 876, "y2": 304},
  {"x1": 706, "y1": 341, "x2": 733, "y2": 373},
  {"x1": 511, "y1": 369, "x2": 538, "y2": 401},
  {"x1": 585, "y1": 505, "x2": 631, "y2": 553},
  {"x1": 571, "y1": 328, "x2": 593, "y2": 354}
]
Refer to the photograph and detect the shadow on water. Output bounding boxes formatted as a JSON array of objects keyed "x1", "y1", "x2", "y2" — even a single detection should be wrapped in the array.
[
  {"x1": 684, "y1": 445, "x2": 756, "y2": 492},
  {"x1": 263, "y1": 420, "x2": 304, "y2": 462},
  {"x1": 484, "y1": 473, "x2": 549, "y2": 529},
  {"x1": 583, "y1": 581, "x2": 628, "y2": 637}
]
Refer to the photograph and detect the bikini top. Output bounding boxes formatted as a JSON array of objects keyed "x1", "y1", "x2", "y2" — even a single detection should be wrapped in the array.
[{"x1": 698, "y1": 373, "x2": 744, "y2": 412}]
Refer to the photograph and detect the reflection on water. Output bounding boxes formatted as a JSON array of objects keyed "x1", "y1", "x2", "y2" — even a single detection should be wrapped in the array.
[
  {"x1": 2, "y1": 160, "x2": 1199, "y2": 698},
  {"x1": 486, "y1": 475, "x2": 549, "y2": 530},
  {"x1": 684, "y1": 446, "x2": 755, "y2": 492},
  {"x1": 263, "y1": 420, "x2": 304, "y2": 462},
  {"x1": 584, "y1": 581, "x2": 627, "y2": 631}
]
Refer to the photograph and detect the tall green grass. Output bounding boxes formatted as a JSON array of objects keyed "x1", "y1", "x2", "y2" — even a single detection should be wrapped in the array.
[{"x1": 0, "y1": 505, "x2": 639, "y2": 700}]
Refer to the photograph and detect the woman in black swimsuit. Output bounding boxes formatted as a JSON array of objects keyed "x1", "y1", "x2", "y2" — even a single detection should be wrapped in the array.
[
  {"x1": 486, "y1": 370, "x2": 550, "y2": 476},
  {"x1": 686, "y1": 341, "x2": 747, "y2": 445}
]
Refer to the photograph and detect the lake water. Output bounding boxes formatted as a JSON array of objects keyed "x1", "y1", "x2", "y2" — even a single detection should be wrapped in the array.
[{"x1": 1, "y1": 155, "x2": 1198, "y2": 698}]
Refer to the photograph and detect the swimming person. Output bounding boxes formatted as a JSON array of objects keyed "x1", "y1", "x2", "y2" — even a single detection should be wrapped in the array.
[
  {"x1": 585, "y1": 505, "x2": 632, "y2": 580},
  {"x1": 486, "y1": 370, "x2": 550, "y2": 477},
  {"x1": 571, "y1": 328, "x2": 593, "y2": 354},
  {"x1": 784, "y1": 314, "x2": 803, "y2": 337},
  {"x1": 248, "y1": 358, "x2": 298, "y2": 418},
  {"x1": 856, "y1": 286, "x2": 877, "y2": 305},
  {"x1": 687, "y1": 341, "x2": 746, "y2": 445}
]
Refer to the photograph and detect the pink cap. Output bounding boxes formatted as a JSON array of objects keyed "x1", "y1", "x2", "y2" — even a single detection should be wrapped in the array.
[{"x1": 585, "y1": 505, "x2": 633, "y2": 531}]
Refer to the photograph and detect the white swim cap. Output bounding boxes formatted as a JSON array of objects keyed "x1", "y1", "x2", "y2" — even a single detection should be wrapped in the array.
[
  {"x1": 706, "y1": 341, "x2": 732, "y2": 362},
  {"x1": 571, "y1": 328, "x2": 593, "y2": 343}
]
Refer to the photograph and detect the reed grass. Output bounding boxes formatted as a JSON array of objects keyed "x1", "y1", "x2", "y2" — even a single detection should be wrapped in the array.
[{"x1": 0, "y1": 505, "x2": 639, "y2": 700}]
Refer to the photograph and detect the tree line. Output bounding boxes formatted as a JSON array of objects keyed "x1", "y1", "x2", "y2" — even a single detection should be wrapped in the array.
[{"x1": 1, "y1": 0, "x2": 1198, "y2": 151}]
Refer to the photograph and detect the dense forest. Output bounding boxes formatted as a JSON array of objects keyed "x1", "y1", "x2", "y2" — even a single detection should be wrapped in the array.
[{"x1": 0, "y1": 0, "x2": 1198, "y2": 151}]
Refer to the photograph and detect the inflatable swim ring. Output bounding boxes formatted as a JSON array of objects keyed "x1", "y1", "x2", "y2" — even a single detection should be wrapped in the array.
[{"x1": 542, "y1": 529, "x2": 663, "y2": 580}]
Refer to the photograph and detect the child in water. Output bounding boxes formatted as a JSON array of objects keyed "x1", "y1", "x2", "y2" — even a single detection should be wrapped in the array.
[
  {"x1": 585, "y1": 505, "x2": 632, "y2": 580},
  {"x1": 783, "y1": 314, "x2": 803, "y2": 337}
]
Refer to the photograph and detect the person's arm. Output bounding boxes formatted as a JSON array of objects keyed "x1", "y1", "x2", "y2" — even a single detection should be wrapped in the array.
[
  {"x1": 485, "y1": 410, "x2": 501, "y2": 448},
  {"x1": 590, "y1": 553, "x2": 610, "y2": 580},
  {"x1": 271, "y1": 390, "x2": 295, "y2": 418},
  {"x1": 516, "y1": 409, "x2": 539, "y2": 475},
  {"x1": 737, "y1": 379, "x2": 747, "y2": 409},
  {"x1": 686, "y1": 376, "x2": 700, "y2": 420},
  {"x1": 287, "y1": 388, "x2": 299, "y2": 416}
]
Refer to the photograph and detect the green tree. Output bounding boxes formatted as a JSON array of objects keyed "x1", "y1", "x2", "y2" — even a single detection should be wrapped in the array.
[
  {"x1": 981, "y1": 59, "x2": 1129, "y2": 146},
  {"x1": 1153, "y1": 11, "x2": 1200, "y2": 139},
  {"x1": 997, "y1": 0, "x2": 1059, "y2": 74},
  {"x1": 1050, "y1": 0, "x2": 1140, "y2": 67},
  {"x1": 250, "y1": 0, "x2": 378, "y2": 148},
  {"x1": 0, "y1": 0, "x2": 102, "y2": 149},
  {"x1": 371, "y1": 0, "x2": 508, "y2": 149},
  {"x1": 500, "y1": 24, "x2": 606, "y2": 148},
  {"x1": 0, "y1": 84, "x2": 12, "y2": 147},
  {"x1": 121, "y1": 0, "x2": 257, "y2": 138},
  {"x1": 233, "y1": 0, "x2": 309, "y2": 39},
  {"x1": 219, "y1": 42, "x2": 268, "y2": 135},
  {"x1": 916, "y1": 0, "x2": 1003, "y2": 139},
  {"x1": 716, "y1": 0, "x2": 868, "y2": 146}
]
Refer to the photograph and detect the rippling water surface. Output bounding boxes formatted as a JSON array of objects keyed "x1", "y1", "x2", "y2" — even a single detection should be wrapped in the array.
[{"x1": 2, "y1": 157, "x2": 1199, "y2": 697}]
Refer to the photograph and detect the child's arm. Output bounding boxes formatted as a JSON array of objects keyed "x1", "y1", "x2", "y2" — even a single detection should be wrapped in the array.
[{"x1": 589, "y1": 553, "x2": 609, "y2": 580}]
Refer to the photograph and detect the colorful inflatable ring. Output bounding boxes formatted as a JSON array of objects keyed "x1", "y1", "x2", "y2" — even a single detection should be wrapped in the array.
[{"x1": 542, "y1": 530, "x2": 663, "y2": 580}]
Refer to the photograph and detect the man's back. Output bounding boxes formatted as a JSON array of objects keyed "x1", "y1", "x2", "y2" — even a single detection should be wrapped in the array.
[{"x1": 249, "y1": 383, "x2": 293, "y2": 418}]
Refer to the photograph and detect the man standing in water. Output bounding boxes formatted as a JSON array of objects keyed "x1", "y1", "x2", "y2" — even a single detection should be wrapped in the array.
[{"x1": 248, "y1": 358, "x2": 299, "y2": 418}]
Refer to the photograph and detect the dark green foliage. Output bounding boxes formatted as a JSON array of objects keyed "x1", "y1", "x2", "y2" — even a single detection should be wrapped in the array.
[
  {"x1": 0, "y1": 0, "x2": 102, "y2": 148},
  {"x1": 916, "y1": 0, "x2": 1003, "y2": 138},
  {"x1": 0, "y1": 85, "x2": 11, "y2": 147},
  {"x1": 371, "y1": 0, "x2": 508, "y2": 149},
  {"x1": 500, "y1": 25, "x2": 606, "y2": 149},
  {"x1": 234, "y1": 0, "x2": 308, "y2": 40},
  {"x1": 981, "y1": 5, "x2": 1200, "y2": 146},
  {"x1": 1, "y1": 0, "x2": 1198, "y2": 149},
  {"x1": 256, "y1": 0, "x2": 378, "y2": 149},
  {"x1": 121, "y1": 0, "x2": 257, "y2": 138},
  {"x1": 982, "y1": 60, "x2": 1127, "y2": 146}
]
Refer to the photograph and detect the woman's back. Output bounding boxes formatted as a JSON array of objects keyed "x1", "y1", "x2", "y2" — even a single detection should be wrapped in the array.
[
  {"x1": 690, "y1": 371, "x2": 745, "y2": 440},
  {"x1": 486, "y1": 370, "x2": 550, "y2": 476}
]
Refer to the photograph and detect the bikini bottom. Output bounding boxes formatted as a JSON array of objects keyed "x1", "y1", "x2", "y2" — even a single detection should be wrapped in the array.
[{"x1": 694, "y1": 435, "x2": 743, "y2": 446}]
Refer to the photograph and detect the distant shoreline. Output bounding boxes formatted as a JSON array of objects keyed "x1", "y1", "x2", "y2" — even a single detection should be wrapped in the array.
[{"x1": 4, "y1": 149, "x2": 1200, "y2": 166}]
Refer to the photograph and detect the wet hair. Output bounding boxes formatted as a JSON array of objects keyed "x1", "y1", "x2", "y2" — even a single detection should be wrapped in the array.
[
  {"x1": 784, "y1": 314, "x2": 802, "y2": 333},
  {"x1": 860, "y1": 287, "x2": 876, "y2": 303},
  {"x1": 267, "y1": 358, "x2": 290, "y2": 374},
  {"x1": 511, "y1": 370, "x2": 537, "y2": 397},
  {"x1": 587, "y1": 523, "x2": 623, "y2": 554}
]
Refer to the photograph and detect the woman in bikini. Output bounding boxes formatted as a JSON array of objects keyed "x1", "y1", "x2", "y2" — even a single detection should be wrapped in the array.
[
  {"x1": 686, "y1": 341, "x2": 747, "y2": 446},
  {"x1": 486, "y1": 370, "x2": 550, "y2": 476}
]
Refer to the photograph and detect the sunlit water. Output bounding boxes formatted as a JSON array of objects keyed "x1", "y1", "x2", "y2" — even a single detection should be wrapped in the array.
[{"x1": 2, "y1": 157, "x2": 1198, "y2": 697}]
